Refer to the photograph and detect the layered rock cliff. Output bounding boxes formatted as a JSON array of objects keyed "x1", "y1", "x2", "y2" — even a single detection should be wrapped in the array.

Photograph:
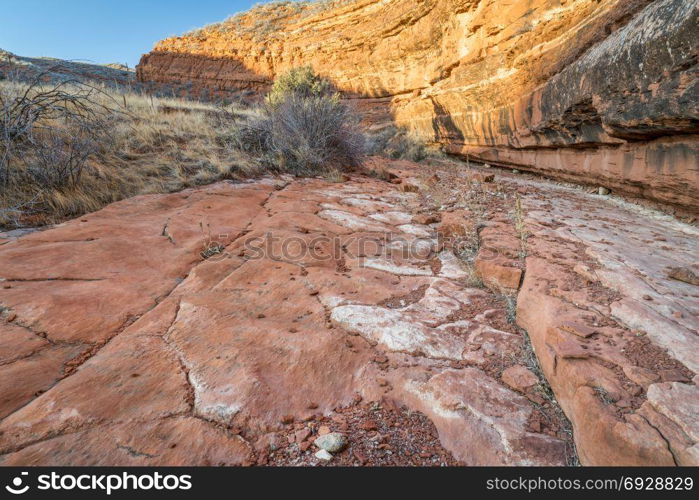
[{"x1": 137, "y1": 0, "x2": 699, "y2": 213}]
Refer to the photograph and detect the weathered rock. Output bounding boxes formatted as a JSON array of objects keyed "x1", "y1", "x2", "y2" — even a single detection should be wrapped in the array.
[
  {"x1": 0, "y1": 417, "x2": 252, "y2": 466},
  {"x1": 138, "y1": 0, "x2": 699, "y2": 212},
  {"x1": 2, "y1": 159, "x2": 695, "y2": 466},
  {"x1": 314, "y1": 433, "x2": 347, "y2": 453},
  {"x1": 501, "y1": 365, "x2": 538, "y2": 394},
  {"x1": 0, "y1": 164, "x2": 572, "y2": 466},
  {"x1": 397, "y1": 368, "x2": 566, "y2": 465},
  {"x1": 315, "y1": 449, "x2": 333, "y2": 461},
  {"x1": 516, "y1": 179, "x2": 698, "y2": 465}
]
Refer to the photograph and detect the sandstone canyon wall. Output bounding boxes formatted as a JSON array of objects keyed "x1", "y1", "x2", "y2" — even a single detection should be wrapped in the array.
[{"x1": 137, "y1": 0, "x2": 699, "y2": 213}]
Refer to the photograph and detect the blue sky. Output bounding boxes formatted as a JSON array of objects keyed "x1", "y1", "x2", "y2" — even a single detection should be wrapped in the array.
[{"x1": 0, "y1": 0, "x2": 277, "y2": 67}]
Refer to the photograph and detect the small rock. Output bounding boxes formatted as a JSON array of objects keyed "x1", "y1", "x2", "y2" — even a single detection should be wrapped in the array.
[
  {"x1": 314, "y1": 432, "x2": 347, "y2": 453},
  {"x1": 360, "y1": 420, "x2": 378, "y2": 431},
  {"x1": 554, "y1": 340, "x2": 590, "y2": 359},
  {"x1": 512, "y1": 169, "x2": 521, "y2": 174},
  {"x1": 623, "y1": 365, "x2": 659, "y2": 387},
  {"x1": 318, "y1": 425, "x2": 331, "y2": 436},
  {"x1": 315, "y1": 449, "x2": 333, "y2": 461},
  {"x1": 255, "y1": 432, "x2": 283, "y2": 452},
  {"x1": 501, "y1": 365, "x2": 538, "y2": 393},
  {"x1": 667, "y1": 266, "x2": 699, "y2": 286},
  {"x1": 559, "y1": 321, "x2": 597, "y2": 338},
  {"x1": 295, "y1": 429, "x2": 311, "y2": 443},
  {"x1": 598, "y1": 187, "x2": 610, "y2": 195}
]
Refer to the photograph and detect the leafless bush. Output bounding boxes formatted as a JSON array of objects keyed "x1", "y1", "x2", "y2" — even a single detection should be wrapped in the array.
[
  {"x1": 231, "y1": 93, "x2": 364, "y2": 176},
  {"x1": 0, "y1": 71, "x2": 111, "y2": 188},
  {"x1": 365, "y1": 125, "x2": 442, "y2": 162},
  {"x1": 27, "y1": 128, "x2": 98, "y2": 188}
]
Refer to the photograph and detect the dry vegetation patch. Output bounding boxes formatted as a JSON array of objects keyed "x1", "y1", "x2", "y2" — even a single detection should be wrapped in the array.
[
  {"x1": 0, "y1": 70, "x2": 265, "y2": 228},
  {"x1": 1, "y1": 65, "x2": 376, "y2": 228}
]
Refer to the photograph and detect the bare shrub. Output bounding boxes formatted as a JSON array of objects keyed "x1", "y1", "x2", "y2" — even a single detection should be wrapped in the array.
[
  {"x1": 0, "y1": 73, "x2": 111, "y2": 188},
  {"x1": 27, "y1": 128, "x2": 97, "y2": 188},
  {"x1": 365, "y1": 125, "x2": 442, "y2": 162},
  {"x1": 231, "y1": 68, "x2": 364, "y2": 176}
]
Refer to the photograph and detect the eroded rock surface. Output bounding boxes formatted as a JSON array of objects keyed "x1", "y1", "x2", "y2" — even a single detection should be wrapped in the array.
[
  {"x1": 1, "y1": 158, "x2": 696, "y2": 466},
  {"x1": 137, "y1": 0, "x2": 699, "y2": 212},
  {"x1": 511, "y1": 173, "x2": 699, "y2": 465},
  {"x1": 0, "y1": 162, "x2": 572, "y2": 466}
]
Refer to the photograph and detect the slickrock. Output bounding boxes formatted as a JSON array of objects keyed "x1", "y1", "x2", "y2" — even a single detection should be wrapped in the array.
[
  {"x1": 1, "y1": 158, "x2": 696, "y2": 466},
  {"x1": 0, "y1": 161, "x2": 572, "y2": 466},
  {"x1": 513, "y1": 175, "x2": 699, "y2": 465},
  {"x1": 138, "y1": 0, "x2": 699, "y2": 213}
]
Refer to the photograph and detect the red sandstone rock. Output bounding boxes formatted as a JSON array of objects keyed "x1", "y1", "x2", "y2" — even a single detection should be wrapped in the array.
[
  {"x1": 516, "y1": 183, "x2": 698, "y2": 466},
  {"x1": 0, "y1": 166, "x2": 569, "y2": 466},
  {"x1": 475, "y1": 257, "x2": 523, "y2": 291},
  {"x1": 1, "y1": 159, "x2": 696, "y2": 467},
  {"x1": 501, "y1": 366, "x2": 538, "y2": 394}
]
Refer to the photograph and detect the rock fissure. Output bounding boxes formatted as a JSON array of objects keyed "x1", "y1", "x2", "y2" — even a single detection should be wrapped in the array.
[{"x1": 1, "y1": 159, "x2": 696, "y2": 465}]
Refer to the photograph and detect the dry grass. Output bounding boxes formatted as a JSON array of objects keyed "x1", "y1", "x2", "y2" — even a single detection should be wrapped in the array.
[
  {"x1": 0, "y1": 77, "x2": 262, "y2": 229},
  {"x1": 1, "y1": 65, "x2": 368, "y2": 229},
  {"x1": 365, "y1": 125, "x2": 444, "y2": 163}
]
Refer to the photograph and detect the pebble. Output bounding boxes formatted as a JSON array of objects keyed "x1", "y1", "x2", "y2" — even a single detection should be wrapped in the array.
[
  {"x1": 598, "y1": 187, "x2": 610, "y2": 195},
  {"x1": 360, "y1": 420, "x2": 378, "y2": 431},
  {"x1": 295, "y1": 429, "x2": 311, "y2": 443},
  {"x1": 314, "y1": 432, "x2": 347, "y2": 453},
  {"x1": 315, "y1": 449, "x2": 333, "y2": 461}
]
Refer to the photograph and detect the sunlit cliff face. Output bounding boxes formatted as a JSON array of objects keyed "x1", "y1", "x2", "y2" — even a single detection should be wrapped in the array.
[{"x1": 138, "y1": 0, "x2": 699, "y2": 213}]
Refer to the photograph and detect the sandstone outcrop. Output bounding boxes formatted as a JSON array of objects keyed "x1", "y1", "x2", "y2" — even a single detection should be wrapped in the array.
[
  {"x1": 2, "y1": 158, "x2": 696, "y2": 466},
  {"x1": 137, "y1": 0, "x2": 699, "y2": 213},
  {"x1": 0, "y1": 161, "x2": 577, "y2": 466}
]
